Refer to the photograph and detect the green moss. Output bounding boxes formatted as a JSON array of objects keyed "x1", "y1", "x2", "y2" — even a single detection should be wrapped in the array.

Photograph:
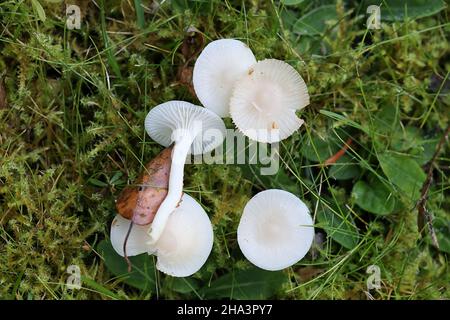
[{"x1": 0, "y1": 1, "x2": 448, "y2": 299}]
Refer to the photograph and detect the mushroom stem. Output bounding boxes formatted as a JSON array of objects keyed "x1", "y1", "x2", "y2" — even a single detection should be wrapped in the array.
[{"x1": 148, "y1": 134, "x2": 195, "y2": 243}]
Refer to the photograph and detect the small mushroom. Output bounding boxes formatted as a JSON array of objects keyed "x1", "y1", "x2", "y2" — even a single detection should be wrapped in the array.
[
  {"x1": 237, "y1": 189, "x2": 314, "y2": 271},
  {"x1": 153, "y1": 193, "x2": 213, "y2": 277},
  {"x1": 145, "y1": 101, "x2": 225, "y2": 242},
  {"x1": 230, "y1": 59, "x2": 310, "y2": 143},
  {"x1": 110, "y1": 193, "x2": 213, "y2": 277},
  {"x1": 193, "y1": 39, "x2": 257, "y2": 117}
]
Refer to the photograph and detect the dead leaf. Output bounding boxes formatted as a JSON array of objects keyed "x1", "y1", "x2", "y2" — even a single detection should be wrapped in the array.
[
  {"x1": 0, "y1": 78, "x2": 6, "y2": 109},
  {"x1": 116, "y1": 145, "x2": 173, "y2": 225},
  {"x1": 176, "y1": 27, "x2": 204, "y2": 98},
  {"x1": 297, "y1": 266, "x2": 326, "y2": 282}
]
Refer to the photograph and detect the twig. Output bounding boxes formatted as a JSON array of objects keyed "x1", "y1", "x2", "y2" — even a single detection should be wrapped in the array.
[
  {"x1": 417, "y1": 124, "x2": 450, "y2": 249},
  {"x1": 0, "y1": 76, "x2": 6, "y2": 109},
  {"x1": 324, "y1": 138, "x2": 353, "y2": 166},
  {"x1": 123, "y1": 221, "x2": 134, "y2": 272}
]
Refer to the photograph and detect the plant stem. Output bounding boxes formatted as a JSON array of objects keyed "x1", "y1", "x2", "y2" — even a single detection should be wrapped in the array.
[
  {"x1": 417, "y1": 124, "x2": 450, "y2": 248},
  {"x1": 324, "y1": 138, "x2": 353, "y2": 166}
]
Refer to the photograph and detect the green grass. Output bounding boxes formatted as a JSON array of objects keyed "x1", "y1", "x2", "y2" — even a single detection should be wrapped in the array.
[{"x1": 0, "y1": 0, "x2": 449, "y2": 299}]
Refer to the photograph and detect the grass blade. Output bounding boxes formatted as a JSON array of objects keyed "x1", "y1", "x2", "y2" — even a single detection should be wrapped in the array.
[{"x1": 134, "y1": 0, "x2": 145, "y2": 29}]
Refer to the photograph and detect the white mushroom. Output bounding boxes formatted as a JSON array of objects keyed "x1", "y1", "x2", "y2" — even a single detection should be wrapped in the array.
[
  {"x1": 193, "y1": 39, "x2": 257, "y2": 117},
  {"x1": 145, "y1": 101, "x2": 225, "y2": 243},
  {"x1": 153, "y1": 193, "x2": 213, "y2": 277},
  {"x1": 237, "y1": 189, "x2": 314, "y2": 271},
  {"x1": 110, "y1": 193, "x2": 214, "y2": 277},
  {"x1": 230, "y1": 59, "x2": 310, "y2": 143},
  {"x1": 110, "y1": 214, "x2": 155, "y2": 257}
]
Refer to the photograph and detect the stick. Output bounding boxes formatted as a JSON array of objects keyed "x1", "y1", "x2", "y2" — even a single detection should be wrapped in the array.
[
  {"x1": 417, "y1": 124, "x2": 450, "y2": 249},
  {"x1": 123, "y1": 221, "x2": 134, "y2": 272}
]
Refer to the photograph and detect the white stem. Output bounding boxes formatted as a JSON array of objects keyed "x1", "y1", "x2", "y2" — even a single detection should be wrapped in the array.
[{"x1": 148, "y1": 135, "x2": 194, "y2": 243}]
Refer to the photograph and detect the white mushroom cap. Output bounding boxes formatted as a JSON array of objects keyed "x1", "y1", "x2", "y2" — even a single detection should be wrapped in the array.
[
  {"x1": 193, "y1": 39, "x2": 257, "y2": 117},
  {"x1": 110, "y1": 194, "x2": 213, "y2": 277},
  {"x1": 230, "y1": 59, "x2": 310, "y2": 143},
  {"x1": 144, "y1": 100, "x2": 226, "y2": 155},
  {"x1": 153, "y1": 193, "x2": 214, "y2": 277},
  {"x1": 237, "y1": 189, "x2": 314, "y2": 271},
  {"x1": 110, "y1": 215, "x2": 155, "y2": 257}
]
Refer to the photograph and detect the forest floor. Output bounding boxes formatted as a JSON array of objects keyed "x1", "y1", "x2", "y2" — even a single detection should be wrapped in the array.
[{"x1": 0, "y1": 0, "x2": 449, "y2": 299}]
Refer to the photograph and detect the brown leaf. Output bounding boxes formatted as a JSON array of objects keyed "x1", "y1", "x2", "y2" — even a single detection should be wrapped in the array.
[
  {"x1": 179, "y1": 66, "x2": 194, "y2": 92},
  {"x1": 176, "y1": 27, "x2": 204, "y2": 98},
  {"x1": 0, "y1": 78, "x2": 6, "y2": 109},
  {"x1": 297, "y1": 266, "x2": 326, "y2": 282},
  {"x1": 116, "y1": 146, "x2": 173, "y2": 225}
]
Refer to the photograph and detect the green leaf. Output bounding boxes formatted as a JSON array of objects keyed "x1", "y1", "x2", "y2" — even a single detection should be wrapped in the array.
[
  {"x1": 109, "y1": 171, "x2": 124, "y2": 185},
  {"x1": 329, "y1": 155, "x2": 360, "y2": 180},
  {"x1": 294, "y1": 35, "x2": 313, "y2": 54},
  {"x1": 281, "y1": 0, "x2": 305, "y2": 5},
  {"x1": 391, "y1": 127, "x2": 422, "y2": 152},
  {"x1": 410, "y1": 138, "x2": 439, "y2": 165},
  {"x1": 317, "y1": 206, "x2": 359, "y2": 249},
  {"x1": 373, "y1": 104, "x2": 399, "y2": 134},
  {"x1": 281, "y1": 8, "x2": 299, "y2": 29},
  {"x1": 31, "y1": 0, "x2": 46, "y2": 22},
  {"x1": 378, "y1": 152, "x2": 426, "y2": 201},
  {"x1": 167, "y1": 277, "x2": 200, "y2": 294},
  {"x1": 97, "y1": 240, "x2": 156, "y2": 292},
  {"x1": 88, "y1": 178, "x2": 108, "y2": 187},
  {"x1": 390, "y1": 129, "x2": 439, "y2": 165},
  {"x1": 301, "y1": 136, "x2": 339, "y2": 162},
  {"x1": 433, "y1": 217, "x2": 450, "y2": 254},
  {"x1": 202, "y1": 267, "x2": 287, "y2": 299},
  {"x1": 352, "y1": 180, "x2": 396, "y2": 215},
  {"x1": 293, "y1": 5, "x2": 338, "y2": 35},
  {"x1": 361, "y1": 0, "x2": 446, "y2": 21}
]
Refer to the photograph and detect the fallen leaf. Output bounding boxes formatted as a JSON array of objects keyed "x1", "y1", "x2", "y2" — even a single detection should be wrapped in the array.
[
  {"x1": 0, "y1": 78, "x2": 6, "y2": 109},
  {"x1": 176, "y1": 27, "x2": 204, "y2": 97},
  {"x1": 116, "y1": 145, "x2": 173, "y2": 225},
  {"x1": 297, "y1": 266, "x2": 326, "y2": 282}
]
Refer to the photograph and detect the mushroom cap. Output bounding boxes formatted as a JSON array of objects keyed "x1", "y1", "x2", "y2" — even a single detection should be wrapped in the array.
[
  {"x1": 193, "y1": 39, "x2": 257, "y2": 117},
  {"x1": 237, "y1": 189, "x2": 314, "y2": 271},
  {"x1": 111, "y1": 193, "x2": 213, "y2": 277},
  {"x1": 145, "y1": 101, "x2": 226, "y2": 155},
  {"x1": 110, "y1": 215, "x2": 155, "y2": 257},
  {"x1": 153, "y1": 193, "x2": 213, "y2": 277},
  {"x1": 230, "y1": 59, "x2": 309, "y2": 143}
]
